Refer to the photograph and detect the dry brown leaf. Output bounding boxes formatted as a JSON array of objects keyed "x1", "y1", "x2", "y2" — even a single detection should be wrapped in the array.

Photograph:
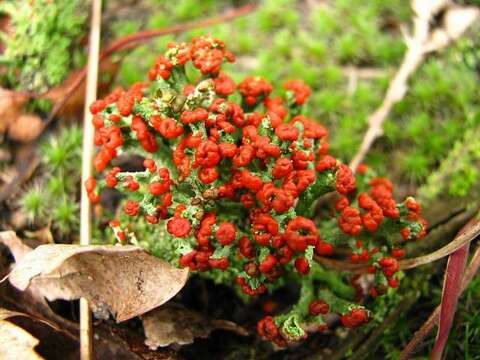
[
  {"x1": 23, "y1": 226, "x2": 54, "y2": 246},
  {"x1": 8, "y1": 244, "x2": 189, "y2": 321},
  {"x1": 0, "y1": 232, "x2": 78, "y2": 334},
  {"x1": 142, "y1": 303, "x2": 248, "y2": 349},
  {"x1": 7, "y1": 113, "x2": 45, "y2": 142},
  {"x1": 0, "y1": 231, "x2": 33, "y2": 262},
  {"x1": 0, "y1": 58, "x2": 120, "y2": 142},
  {"x1": 0, "y1": 308, "x2": 76, "y2": 359},
  {"x1": 0, "y1": 307, "x2": 30, "y2": 320},
  {"x1": 0, "y1": 319, "x2": 44, "y2": 359},
  {"x1": 0, "y1": 234, "x2": 181, "y2": 359},
  {"x1": 0, "y1": 306, "x2": 59, "y2": 332},
  {"x1": 0, "y1": 88, "x2": 29, "y2": 133}
]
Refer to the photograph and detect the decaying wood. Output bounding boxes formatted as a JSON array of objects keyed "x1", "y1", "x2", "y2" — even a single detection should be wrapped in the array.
[{"x1": 142, "y1": 303, "x2": 248, "y2": 349}]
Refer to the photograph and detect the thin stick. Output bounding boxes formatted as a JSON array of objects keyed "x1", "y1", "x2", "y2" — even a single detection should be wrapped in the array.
[
  {"x1": 80, "y1": 0, "x2": 102, "y2": 359},
  {"x1": 100, "y1": 4, "x2": 256, "y2": 58},
  {"x1": 349, "y1": 1, "x2": 479, "y2": 171}
]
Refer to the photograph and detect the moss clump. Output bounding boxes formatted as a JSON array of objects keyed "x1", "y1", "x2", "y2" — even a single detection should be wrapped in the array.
[
  {"x1": 0, "y1": 0, "x2": 87, "y2": 92},
  {"x1": 20, "y1": 126, "x2": 82, "y2": 237}
]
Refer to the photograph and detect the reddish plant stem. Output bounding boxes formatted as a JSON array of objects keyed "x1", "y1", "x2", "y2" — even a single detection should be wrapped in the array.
[
  {"x1": 41, "y1": 4, "x2": 256, "y2": 124},
  {"x1": 399, "y1": 219, "x2": 480, "y2": 270},
  {"x1": 100, "y1": 4, "x2": 256, "y2": 59},
  {"x1": 430, "y1": 243, "x2": 469, "y2": 360},
  {"x1": 399, "y1": 218, "x2": 480, "y2": 360}
]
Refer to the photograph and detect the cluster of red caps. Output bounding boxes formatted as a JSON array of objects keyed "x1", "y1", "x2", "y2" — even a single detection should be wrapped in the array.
[{"x1": 86, "y1": 35, "x2": 428, "y2": 345}]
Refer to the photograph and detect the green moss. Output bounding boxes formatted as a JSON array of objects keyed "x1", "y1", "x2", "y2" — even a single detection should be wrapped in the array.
[
  {"x1": 0, "y1": 0, "x2": 87, "y2": 92},
  {"x1": 402, "y1": 152, "x2": 431, "y2": 181},
  {"x1": 19, "y1": 126, "x2": 83, "y2": 236},
  {"x1": 419, "y1": 125, "x2": 480, "y2": 202},
  {"x1": 52, "y1": 201, "x2": 79, "y2": 235},
  {"x1": 20, "y1": 185, "x2": 46, "y2": 222}
]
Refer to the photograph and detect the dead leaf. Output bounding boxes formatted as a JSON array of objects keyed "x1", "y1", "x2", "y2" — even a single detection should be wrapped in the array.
[
  {"x1": 0, "y1": 307, "x2": 30, "y2": 320},
  {"x1": 142, "y1": 303, "x2": 248, "y2": 349},
  {"x1": 0, "y1": 305, "x2": 77, "y2": 359},
  {"x1": 0, "y1": 232, "x2": 78, "y2": 335},
  {"x1": 0, "y1": 234, "x2": 180, "y2": 359},
  {"x1": 0, "y1": 319, "x2": 44, "y2": 359},
  {"x1": 0, "y1": 231, "x2": 34, "y2": 262},
  {"x1": 7, "y1": 113, "x2": 45, "y2": 142},
  {"x1": 0, "y1": 13, "x2": 13, "y2": 55},
  {"x1": 8, "y1": 244, "x2": 189, "y2": 321},
  {"x1": 0, "y1": 88, "x2": 29, "y2": 133},
  {"x1": 23, "y1": 226, "x2": 54, "y2": 246},
  {"x1": 95, "y1": 321, "x2": 183, "y2": 360},
  {"x1": 0, "y1": 306, "x2": 59, "y2": 332},
  {"x1": 0, "y1": 58, "x2": 120, "y2": 142}
]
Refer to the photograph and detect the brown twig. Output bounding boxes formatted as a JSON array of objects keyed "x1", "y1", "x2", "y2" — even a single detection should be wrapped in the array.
[
  {"x1": 342, "y1": 66, "x2": 388, "y2": 96},
  {"x1": 41, "y1": 4, "x2": 256, "y2": 125},
  {"x1": 100, "y1": 4, "x2": 256, "y2": 58},
  {"x1": 80, "y1": 0, "x2": 102, "y2": 359},
  {"x1": 349, "y1": 1, "x2": 479, "y2": 171}
]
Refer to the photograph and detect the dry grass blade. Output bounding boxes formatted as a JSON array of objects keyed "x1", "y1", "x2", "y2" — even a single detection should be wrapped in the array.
[
  {"x1": 400, "y1": 231, "x2": 480, "y2": 360},
  {"x1": 313, "y1": 218, "x2": 480, "y2": 274},
  {"x1": 399, "y1": 219, "x2": 480, "y2": 270},
  {"x1": 399, "y1": 307, "x2": 439, "y2": 360},
  {"x1": 430, "y1": 243, "x2": 469, "y2": 359},
  {"x1": 0, "y1": 307, "x2": 60, "y2": 332}
]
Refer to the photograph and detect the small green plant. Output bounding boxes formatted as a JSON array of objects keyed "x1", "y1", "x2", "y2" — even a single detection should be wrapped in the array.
[
  {"x1": 20, "y1": 126, "x2": 82, "y2": 237},
  {"x1": 0, "y1": 0, "x2": 87, "y2": 92},
  {"x1": 419, "y1": 124, "x2": 480, "y2": 202},
  {"x1": 20, "y1": 184, "x2": 45, "y2": 221}
]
